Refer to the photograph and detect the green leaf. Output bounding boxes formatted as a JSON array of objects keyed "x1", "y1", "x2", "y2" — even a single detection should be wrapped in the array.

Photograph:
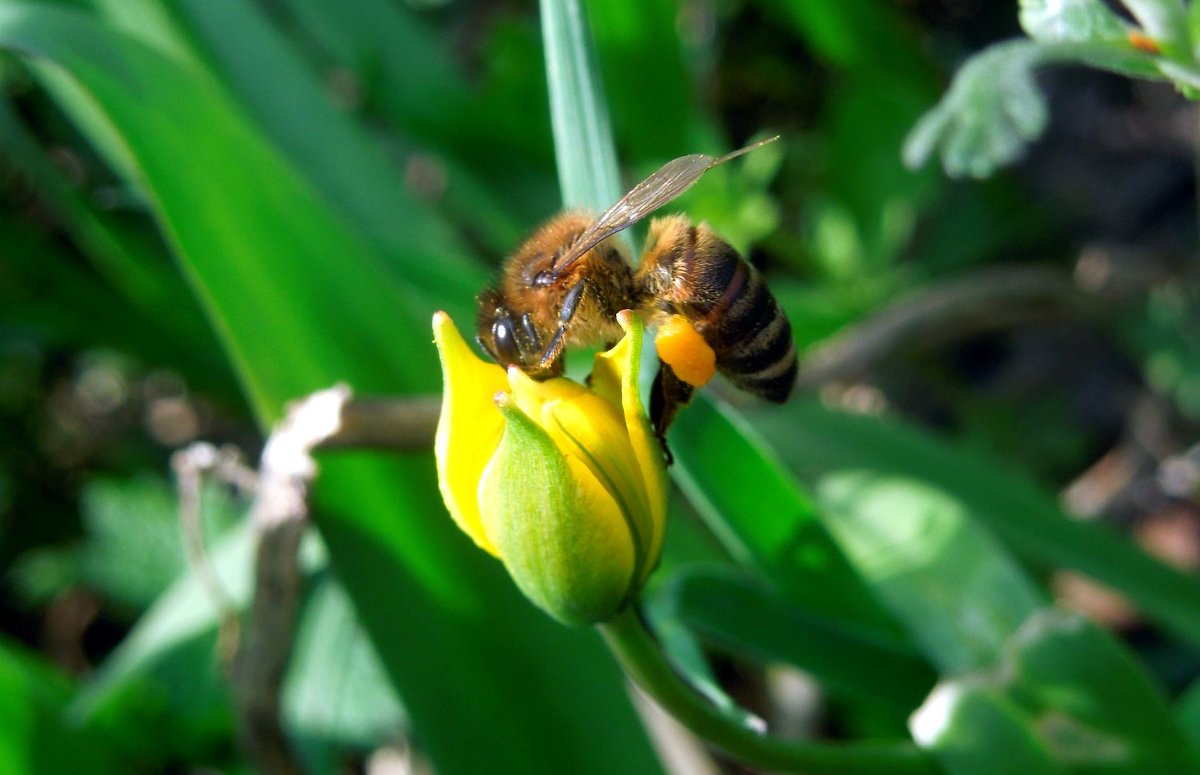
[
  {"x1": 904, "y1": 40, "x2": 1050, "y2": 179},
  {"x1": 642, "y1": 579, "x2": 767, "y2": 733},
  {"x1": 905, "y1": 39, "x2": 1161, "y2": 179},
  {"x1": 0, "y1": 97, "x2": 236, "y2": 395},
  {"x1": 75, "y1": 525, "x2": 405, "y2": 762},
  {"x1": 163, "y1": 0, "x2": 483, "y2": 310},
  {"x1": 1121, "y1": 0, "x2": 1190, "y2": 56},
  {"x1": 818, "y1": 472, "x2": 1044, "y2": 672},
  {"x1": 0, "y1": 639, "x2": 121, "y2": 774},
  {"x1": 12, "y1": 475, "x2": 240, "y2": 612},
  {"x1": 1176, "y1": 674, "x2": 1200, "y2": 756},
  {"x1": 1125, "y1": 274, "x2": 1200, "y2": 420},
  {"x1": 1190, "y1": 0, "x2": 1200, "y2": 61},
  {"x1": 282, "y1": 574, "x2": 407, "y2": 750},
  {"x1": 275, "y1": 0, "x2": 471, "y2": 141},
  {"x1": 774, "y1": 0, "x2": 930, "y2": 80},
  {"x1": 272, "y1": 0, "x2": 548, "y2": 252},
  {"x1": 90, "y1": 0, "x2": 200, "y2": 64},
  {"x1": 913, "y1": 610, "x2": 1200, "y2": 773},
  {"x1": 913, "y1": 684, "x2": 1058, "y2": 775},
  {"x1": 670, "y1": 396, "x2": 904, "y2": 640},
  {"x1": 0, "y1": 96, "x2": 173, "y2": 317},
  {"x1": 746, "y1": 400, "x2": 1200, "y2": 649},
  {"x1": 0, "y1": 4, "x2": 435, "y2": 413},
  {"x1": 658, "y1": 566, "x2": 936, "y2": 711},
  {"x1": 585, "y1": 0, "x2": 711, "y2": 159},
  {"x1": 539, "y1": 0, "x2": 622, "y2": 214},
  {"x1": 1019, "y1": 0, "x2": 1131, "y2": 46},
  {"x1": 72, "y1": 520, "x2": 257, "y2": 754},
  {"x1": 278, "y1": 0, "x2": 551, "y2": 170}
]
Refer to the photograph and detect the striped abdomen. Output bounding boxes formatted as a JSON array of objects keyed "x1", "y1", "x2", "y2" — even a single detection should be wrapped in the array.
[{"x1": 639, "y1": 216, "x2": 797, "y2": 403}]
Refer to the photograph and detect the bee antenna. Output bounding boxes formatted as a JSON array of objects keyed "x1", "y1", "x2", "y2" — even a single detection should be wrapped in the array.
[{"x1": 716, "y1": 135, "x2": 780, "y2": 164}]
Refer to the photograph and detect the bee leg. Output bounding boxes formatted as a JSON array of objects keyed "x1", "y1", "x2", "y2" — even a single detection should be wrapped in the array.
[
  {"x1": 650, "y1": 362, "x2": 695, "y2": 464},
  {"x1": 515, "y1": 312, "x2": 557, "y2": 377},
  {"x1": 536, "y1": 328, "x2": 569, "y2": 374},
  {"x1": 535, "y1": 279, "x2": 587, "y2": 373},
  {"x1": 519, "y1": 313, "x2": 542, "y2": 353}
]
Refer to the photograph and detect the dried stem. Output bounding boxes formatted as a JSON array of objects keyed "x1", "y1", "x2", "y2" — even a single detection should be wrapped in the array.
[
  {"x1": 231, "y1": 385, "x2": 351, "y2": 775},
  {"x1": 320, "y1": 395, "x2": 440, "y2": 451},
  {"x1": 795, "y1": 266, "x2": 1083, "y2": 390},
  {"x1": 172, "y1": 442, "x2": 256, "y2": 660},
  {"x1": 175, "y1": 389, "x2": 438, "y2": 775}
]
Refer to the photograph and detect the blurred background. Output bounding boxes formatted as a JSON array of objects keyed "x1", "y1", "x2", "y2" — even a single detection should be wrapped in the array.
[{"x1": 1, "y1": 0, "x2": 1198, "y2": 772}]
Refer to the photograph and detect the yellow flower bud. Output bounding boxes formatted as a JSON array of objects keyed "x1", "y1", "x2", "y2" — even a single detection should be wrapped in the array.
[{"x1": 432, "y1": 310, "x2": 667, "y2": 624}]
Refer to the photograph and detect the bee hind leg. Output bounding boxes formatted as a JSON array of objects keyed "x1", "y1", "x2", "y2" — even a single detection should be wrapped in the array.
[{"x1": 650, "y1": 363, "x2": 695, "y2": 465}]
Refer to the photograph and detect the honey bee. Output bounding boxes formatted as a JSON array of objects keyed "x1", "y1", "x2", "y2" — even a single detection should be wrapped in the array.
[{"x1": 476, "y1": 138, "x2": 796, "y2": 440}]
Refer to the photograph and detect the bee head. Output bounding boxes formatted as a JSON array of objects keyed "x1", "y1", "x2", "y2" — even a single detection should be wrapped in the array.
[{"x1": 475, "y1": 286, "x2": 560, "y2": 378}]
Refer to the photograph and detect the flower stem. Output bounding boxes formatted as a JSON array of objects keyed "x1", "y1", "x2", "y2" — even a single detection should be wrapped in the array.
[{"x1": 598, "y1": 607, "x2": 938, "y2": 774}]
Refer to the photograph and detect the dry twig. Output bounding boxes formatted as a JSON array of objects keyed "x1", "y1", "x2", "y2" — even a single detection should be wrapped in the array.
[
  {"x1": 795, "y1": 266, "x2": 1084, "y2": 390},
  {"x1": 172, "y1": 442, "x2": 257, "y2": 660},
  {"x1": 175, "y1": 388, "x2": 438, "y2": 775}
]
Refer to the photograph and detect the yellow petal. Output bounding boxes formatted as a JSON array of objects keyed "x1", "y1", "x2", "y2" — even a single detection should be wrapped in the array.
[
  {"x1": 595, "y1": 311, "x2": 669, "y2": 581},
  {"x1": 507, "y1": 362, "x2": 659, "y2": 585},
  {"x1": 432, "y1": 312, "x2": 507, "y2": 556},
  {"x1": 504, "y1": 365, "x2": 590, "y2": 421}
]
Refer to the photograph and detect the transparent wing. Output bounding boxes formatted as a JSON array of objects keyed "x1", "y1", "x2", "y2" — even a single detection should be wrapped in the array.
[{"x1": 551, "y1": 136, "x2": 778, "y2": 276}]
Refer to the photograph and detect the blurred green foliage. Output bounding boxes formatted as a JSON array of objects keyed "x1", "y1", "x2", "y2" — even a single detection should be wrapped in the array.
[{"x1": 0, "y1": 0, "x2": 1198, "y2": 772}]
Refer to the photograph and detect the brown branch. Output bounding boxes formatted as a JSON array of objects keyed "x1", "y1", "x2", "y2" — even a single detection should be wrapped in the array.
[
  {"x1": 794, "y1": 266, "x2": 1085, "y2": 390},
  {"x1": 320, "y1": 395, "x2": 440, "y2": 451},
  {"x1": 172, "y1": 442, "x2": 256, "y2": 662},
  {"x1": 174, "y1": 388, "x2": 439, "y2": 775},
  {"x1": 231, "y1": 384, "x2": 353, "y2": 775}
]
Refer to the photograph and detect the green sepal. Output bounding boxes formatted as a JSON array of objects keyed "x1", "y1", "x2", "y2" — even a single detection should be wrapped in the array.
[{"x1": 480, "y1": 395, "x2": 636, "y2": 625}]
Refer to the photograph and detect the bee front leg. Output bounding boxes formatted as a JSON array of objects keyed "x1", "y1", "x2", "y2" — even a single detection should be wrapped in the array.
[{"x1": 535, "y1": 279, "x2": 586, "y2": 373}]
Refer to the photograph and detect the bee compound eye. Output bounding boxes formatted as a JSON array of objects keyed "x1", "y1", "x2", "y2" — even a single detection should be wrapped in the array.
[
  {"x1": 491, "y1": 317, "x2": 521, "y2": 366},
  {"x1": 532, "y1": 270, "x2": 552, "y2": 287}
]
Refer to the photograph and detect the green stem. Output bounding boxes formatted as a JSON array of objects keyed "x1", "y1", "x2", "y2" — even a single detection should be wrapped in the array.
[{"x1": 598, "y1": 607, "x2": 938, "y2": 775}]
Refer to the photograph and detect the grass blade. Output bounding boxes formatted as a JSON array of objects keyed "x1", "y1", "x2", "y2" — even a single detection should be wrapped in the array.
[
  {"x1": 539, "y1": 0, "x2": 622, "y2": 213},
  {"x1": 749, "y1": 399, "x2": 1200, "y2": 648}
]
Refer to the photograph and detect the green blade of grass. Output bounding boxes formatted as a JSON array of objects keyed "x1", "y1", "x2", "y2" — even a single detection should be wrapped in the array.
[
  {"x1": 657, "y1": 566, "x2": 936, "y2": 711},
  {"x1": 670, "y1": 396, "x2": 904, "y2": 639},
  {"x1": 748, "y1": 399, "x2": 1200, "y2": 648},
  {"x1": 0, "y1": 638, "x2": 120, "y2": 774},
  {"x1": 816, "y1": 470, "x2": 1046, "y2": 673},
  {"x1": 913, "y1": 610, "x2": 1200, "y2": 773},
  {"x1": 539, "y1": 0, "x2": 622, "y2": 213},
  {"x1": 0, "y1": 97, "x2": 236, "y2": 398},
  {"x1": 162, "y1": 0, "x2": 483, "y2": 311}
]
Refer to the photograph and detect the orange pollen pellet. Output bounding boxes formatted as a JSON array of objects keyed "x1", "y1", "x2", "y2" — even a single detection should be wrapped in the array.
[
  {"x1": 1128, "y1": 30, "x2": 1160, "y2": 54},
  {"x1": 655, "y1": 315, "x2": 716, "y2": 387}
]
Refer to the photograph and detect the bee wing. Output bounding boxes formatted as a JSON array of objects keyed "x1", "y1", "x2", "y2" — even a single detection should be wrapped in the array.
[{"x1": 552, "y1": 136, "x2": 778, "y2": 275}]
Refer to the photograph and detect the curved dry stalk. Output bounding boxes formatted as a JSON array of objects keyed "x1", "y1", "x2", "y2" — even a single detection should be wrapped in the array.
[{"x1": 175, "y1": 388, "x2": 439, "y2": 775}]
